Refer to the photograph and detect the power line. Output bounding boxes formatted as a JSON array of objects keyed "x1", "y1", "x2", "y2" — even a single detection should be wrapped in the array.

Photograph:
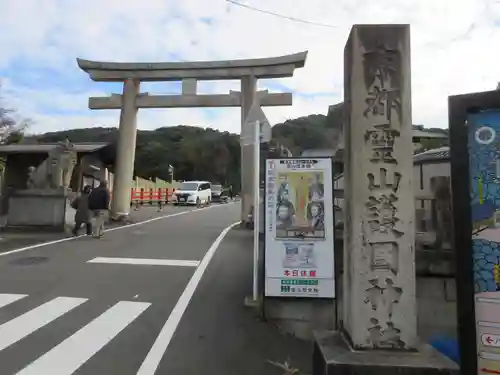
[{"x1": 225, "y1": 0, "x2": 337, "y2": 29}]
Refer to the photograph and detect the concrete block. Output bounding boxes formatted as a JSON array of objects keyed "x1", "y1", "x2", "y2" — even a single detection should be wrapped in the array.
[
  {"x1": 416, "y1": 278, "x2": 446, "y2": 300},
  {"x1": 444, "y1": 279, "x2": 456, "y2": 302},
  {"x1": 262, "y1": 277, "x2": 458, "y2": 343},
  {"x1": 417, "y1": 299, "x2": 456, "y2": 341},
  {"x1": 313, "y1": 331, "x2": 459, "y2": 375},
  {"x1": 264, "y1": 298, "x2": 335, "y2": 340},
  {"x1": 7, "y1": 192, "x2": 67, "y2": 229}
]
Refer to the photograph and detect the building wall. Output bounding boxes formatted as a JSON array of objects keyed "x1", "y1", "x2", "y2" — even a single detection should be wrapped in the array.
[
  {"x1": 335, "y1": 160, "x2": 450, "y2": 202},
  {"x1": 413, "y1": 162, "x2": 451, "y2": 196}
]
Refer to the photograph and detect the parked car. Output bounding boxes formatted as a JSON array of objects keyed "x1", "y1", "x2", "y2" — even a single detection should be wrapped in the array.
[
  {"x1": 173, "y1": 181, "x2": 211, "y2": 206},
  {"x1": 211, "y1": 184, "x2": 223, "y2": 203}
]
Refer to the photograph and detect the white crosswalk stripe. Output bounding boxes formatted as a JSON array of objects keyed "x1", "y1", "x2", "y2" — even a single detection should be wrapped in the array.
[
  {"x1": 0, "y1": 294, "x2": 152, "y2": 375},
  {"x1": 0, "y1": 293, "x2": 27, "y2": 309},
  {"x1": 16, "y1": 301, "x2": 151, "y2": 375},
  {"x1": 0, "y1": 297, "x2": 87, "y2": 352}
]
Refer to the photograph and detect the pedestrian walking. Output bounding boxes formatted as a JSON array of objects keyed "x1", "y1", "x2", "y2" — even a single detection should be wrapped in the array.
[
  {"x1": 71, "y1": 185, "x2": 93, "y2": 236},
  {"x1": 88, "y1": 180, "x2": 111, "y2": 238},
  {"x1": 228, "y1": 185, "x2": 233, "y2": 200}
]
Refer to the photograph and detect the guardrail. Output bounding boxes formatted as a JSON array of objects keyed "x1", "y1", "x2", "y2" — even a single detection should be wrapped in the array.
[{"x1": 130, "y1": 187, "x2": 176, "y2": 207}]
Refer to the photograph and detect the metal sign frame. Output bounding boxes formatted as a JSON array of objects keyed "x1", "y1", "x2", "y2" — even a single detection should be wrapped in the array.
[{"x1": 449, "y1": 89, "x2": 500, "y2": 374}]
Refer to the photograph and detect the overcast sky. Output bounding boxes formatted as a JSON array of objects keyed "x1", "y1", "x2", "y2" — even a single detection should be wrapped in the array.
[{"x1": 0, "y1": 0, "x2": 499, "y2": 134}]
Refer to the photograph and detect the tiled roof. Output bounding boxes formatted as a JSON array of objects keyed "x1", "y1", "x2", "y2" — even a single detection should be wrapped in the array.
[{"x1": 413, "y1": 146, "x2": 450, "y2": 164}]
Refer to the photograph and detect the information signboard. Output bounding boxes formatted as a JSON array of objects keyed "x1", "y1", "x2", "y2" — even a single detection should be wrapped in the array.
[
  {"x1": 264, "y1": 157, "x2": 335, "y2": 298},
  {"x1": 450, "y1": 90, "x2": 500, "y2": 375},
  {"x1": 467, "y1": 110, "x2": 500, "y2": 374}
]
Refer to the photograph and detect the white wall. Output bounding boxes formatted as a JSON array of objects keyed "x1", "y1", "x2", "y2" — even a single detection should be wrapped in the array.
[{"x1": 414, "y1": 162, "x2": 451, "y2": 197}]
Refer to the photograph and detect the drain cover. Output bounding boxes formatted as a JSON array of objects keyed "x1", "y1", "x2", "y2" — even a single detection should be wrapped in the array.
[{"x1": 10, "y1": 256, "x2": 49, "y2": 266}]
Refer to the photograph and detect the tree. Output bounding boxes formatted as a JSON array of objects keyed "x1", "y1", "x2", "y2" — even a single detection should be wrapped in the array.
[
  {"x1": 415, "y1": 137, "x2": 448, "y2": 153},
  {"x1": 0, "y1": 83, "x2": 30, "y2": 144}
]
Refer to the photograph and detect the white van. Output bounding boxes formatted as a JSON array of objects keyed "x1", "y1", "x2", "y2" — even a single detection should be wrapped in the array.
[{"x1": 173, "y1": 181, "x2": 212, "y2": 206}]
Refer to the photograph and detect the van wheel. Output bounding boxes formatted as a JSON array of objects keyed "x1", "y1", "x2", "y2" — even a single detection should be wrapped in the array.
[{"x1": 196, "y1": 198, "x2": 201, "y2": 208}]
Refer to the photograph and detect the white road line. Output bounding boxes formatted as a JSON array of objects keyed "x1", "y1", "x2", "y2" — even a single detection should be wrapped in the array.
[
  {"x1": 0, "y1": 202, "x2": 236, "y2": 258},
  {"x1": 137, "y1": 221, "x2": 240, "y2": 375},
  {"x1": 16, "y1": 300, "x2": 151, "y2": 375},
  {"x1": 87, "y1": 257, "x2": 200, "y2": 267},
  {"x1": 0, "y1": 297, "x2": 87, "y2": 352},
  {"x1": 0, "y1": 293, "x2": 27, "y2": 309}
]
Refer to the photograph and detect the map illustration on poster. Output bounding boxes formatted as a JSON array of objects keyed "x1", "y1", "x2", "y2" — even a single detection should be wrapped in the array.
[
  {"x1": 265, "y1": 158, "x2": 335, "y2": 298},
  {"x1": 467, "y1": 110, "x2": 500, "y2": 374}
]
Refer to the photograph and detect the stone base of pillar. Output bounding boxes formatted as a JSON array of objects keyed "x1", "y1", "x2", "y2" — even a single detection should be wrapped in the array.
[
  {"x1": 238, "y1": 220, "x2": 253, "y2": 230},
  {"x1": 312, "y1": 331, "x2": 459, "y2": 375},
  {"x1": 109, "y1": 212, "x2": 132, "y2": 223}
]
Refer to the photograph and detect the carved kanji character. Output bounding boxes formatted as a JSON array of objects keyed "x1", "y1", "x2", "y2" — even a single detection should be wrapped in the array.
[
  {"x1": 368, "y1": 317, "x2": 383, "y2": 345},
  {"x1": 364, "y1": 278, "x2": 383, "y2": 310},
  {"x1": 367, "y1": 168, "x2": 401, "y2": 192},
  {"x1": 383, "y1": 278, "x2": 402, "y2": 317},
  {"x1": 364, "y1": 87, "x2": 402, "y2": 124},
  {"x1": 366, "y1": 194, "x2": 403, "y2": 236},
  {"x1": 365, "y1": 124, "x2": 400, "y2": 164},
  {"x1": 362, "y1": 44, "x2": 402, "y2": 125},
  {"x1": 380, "y1": 322, "x2": 405, "y2": 348}
]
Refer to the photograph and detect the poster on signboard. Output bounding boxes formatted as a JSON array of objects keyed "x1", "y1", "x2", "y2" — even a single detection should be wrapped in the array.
[
  {"x1": 467, "y1": 110, "x2": 500, "y2": 373},
  {"x1": 265, "y1": 158, "x2": 335, "y2": 298},
  {"x1": 275, "y1": 170, "x2": 325, "y2": 239}
]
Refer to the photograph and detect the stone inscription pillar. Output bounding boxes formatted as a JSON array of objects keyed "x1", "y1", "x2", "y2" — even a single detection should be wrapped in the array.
[
  {"x1": 342, "y1": 24, "x2": 417, "y2": 350},
  {"x1": 111, "y1": 78, "x2": 140, "y2": 217},
  {"x1": 240, "y1": 75, "x2": 257, "y2": 223}
]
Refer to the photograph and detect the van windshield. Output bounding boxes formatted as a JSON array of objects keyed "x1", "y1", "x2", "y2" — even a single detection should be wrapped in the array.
[{"x1": 179, "y1": 182, "x2": 199, "y2": 191}]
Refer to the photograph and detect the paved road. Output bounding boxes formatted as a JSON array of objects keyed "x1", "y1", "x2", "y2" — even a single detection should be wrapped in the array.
[
  {"x1": 0, "y1": 204, "x2": 191, "y2": 253},
  {"x1": 0, "y1": 202, "x2": 241, "y2": 375}
]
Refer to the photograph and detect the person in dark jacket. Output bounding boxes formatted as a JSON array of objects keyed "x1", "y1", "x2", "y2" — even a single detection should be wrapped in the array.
[
  {"x1": 88, "y1": 180, "x2": 111, "y2": 238},
  {"x1": 71, "y1": 185, "x2": 93, "y2": 236}
]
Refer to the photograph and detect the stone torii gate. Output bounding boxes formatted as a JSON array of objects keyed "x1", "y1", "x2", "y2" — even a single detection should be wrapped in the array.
[{"x1": 77, "y1": 52, "x2": 307, "y2": 219}]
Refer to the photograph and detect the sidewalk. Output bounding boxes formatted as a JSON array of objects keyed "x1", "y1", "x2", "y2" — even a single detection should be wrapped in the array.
[
  {"x1": 0, "y1": 205, "x2": 180, "y2": 254},
  {"x1": 158, "y1": 228, "x2": 312, "y2": 374}
]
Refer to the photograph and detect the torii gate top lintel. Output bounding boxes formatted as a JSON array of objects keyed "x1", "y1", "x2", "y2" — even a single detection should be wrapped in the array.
[{"x1": 76, "y1": 51, "x2": 308, "y2": 82}]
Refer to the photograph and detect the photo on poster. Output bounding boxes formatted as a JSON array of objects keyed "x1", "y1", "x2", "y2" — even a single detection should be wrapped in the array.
[
  {"x1": 282, "y1": 242, "x2": 316, "y2": 269},
  {"x1": 275, "y1": 171, "x2": 325, "y2": 239},
  {"x1": 467, "y1": 110, "x2": 500, "y2": 372}
]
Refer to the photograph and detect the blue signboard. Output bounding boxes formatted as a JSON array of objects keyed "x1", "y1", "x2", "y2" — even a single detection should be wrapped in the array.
[{"x1": 467, "y1": 110, "x2": 500, "y2": 374}]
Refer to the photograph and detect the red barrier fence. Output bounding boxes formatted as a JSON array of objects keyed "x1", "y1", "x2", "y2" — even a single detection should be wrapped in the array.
[{"x1": 130, "y1": 188, "x2": 176, "y2": 206}]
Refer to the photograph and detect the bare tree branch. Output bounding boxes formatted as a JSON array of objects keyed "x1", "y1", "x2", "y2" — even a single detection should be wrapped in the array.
[{"x1": 0, "y1": 82, "x2": 31, "y2": 144}]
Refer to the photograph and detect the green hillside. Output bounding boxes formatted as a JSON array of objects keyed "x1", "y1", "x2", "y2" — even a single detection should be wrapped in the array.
[{"x1": 26, "y1": 114, "x2": 330, "y2": 188}]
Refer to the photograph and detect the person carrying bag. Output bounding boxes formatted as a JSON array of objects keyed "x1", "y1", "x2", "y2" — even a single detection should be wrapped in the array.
[
  {"x1": 88, "y1": 180, "x2": 111, "y2": 238},
  {"x1": 71, "y1": 185, "x2": 93, "y2": 236}
]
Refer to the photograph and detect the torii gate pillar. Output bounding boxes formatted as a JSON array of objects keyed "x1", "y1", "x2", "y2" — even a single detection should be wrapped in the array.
[
  {"x1": 240, "y1": 75, "x2": 257, "y2": 223},
  {"x1": 113, "y1": 78, "x2": 140, "y2": 217}
]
